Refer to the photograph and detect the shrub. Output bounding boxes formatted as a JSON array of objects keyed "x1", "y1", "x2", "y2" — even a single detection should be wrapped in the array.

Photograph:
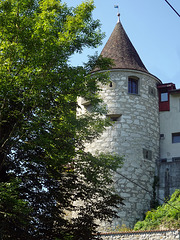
[{"x1": 134, "y1": 190, "x2": 180, "y2": 231}]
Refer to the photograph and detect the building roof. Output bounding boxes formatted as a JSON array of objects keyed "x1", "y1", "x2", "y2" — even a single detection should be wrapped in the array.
[
  {"x1": 169, "y1": 89, "x2": 180, "y2": 94},
  {"x1": 99, "y1": 20, "x2": 149, "y2": 73}
]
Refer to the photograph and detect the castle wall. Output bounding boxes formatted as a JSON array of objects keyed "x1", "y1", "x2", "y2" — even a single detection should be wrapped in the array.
[
  {"x1": 99, "y1": 229, "x2": 180, "y2": 240},
  {"x1": 79, "y1": 69, "x2": 161, "y2": 229}
]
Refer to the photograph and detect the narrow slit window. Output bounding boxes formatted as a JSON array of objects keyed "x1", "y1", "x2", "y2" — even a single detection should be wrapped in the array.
[
  {"x1": 143, "y1": 148, "x2": 152, "y2": 160},
  {"x1": 107, "y1": 114, "x2": 121, "y2": 122},
  {"x1": 110, "y1": 116, "x2": 119, "y2": 121},
  {"x1": 148, "y1": 86, "x2": 156, "y2": 97}
]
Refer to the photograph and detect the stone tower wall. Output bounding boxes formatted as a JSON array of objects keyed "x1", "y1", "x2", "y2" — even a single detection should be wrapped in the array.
[{"x1": 79, "y1": 69, "x2": 161, "y2": 229}]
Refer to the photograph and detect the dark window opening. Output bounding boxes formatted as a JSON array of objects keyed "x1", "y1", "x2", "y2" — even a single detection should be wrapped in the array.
[
  {"x1": 107, "y1": 114, "x2": 121, "y2": 122},
  {"x1": 110, "y1": 116, "x2": 119, "y2": 121},
  {"x1": 172, "y1": 157, "x2": 180, "y2": 162},
  {"x1": 172, "y1": 132, "x2": 180, "y2": 143},
  {"x1": 128, "y1": 78, "x2": 138, "y2": 94},
  {"x1": 143, "y1": 148, "x2": 152, "y2": 160},
  {"x1": 160, "y1": 134, "x2": 165, "y2": 139},
  {"x1": 161, "y1": 158, "x2": 167, "y2": 163},
  {"x1": 148, "y1": 86, "x2": 156, "y2": 97}
]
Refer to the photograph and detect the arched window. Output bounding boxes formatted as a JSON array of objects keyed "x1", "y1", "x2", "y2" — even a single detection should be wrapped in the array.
[{"x1": 128, "y1": 77, "x2": 139, "y2": 94}]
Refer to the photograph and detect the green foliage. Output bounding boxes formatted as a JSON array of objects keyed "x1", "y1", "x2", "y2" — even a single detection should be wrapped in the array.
[
  {"x1": 134, "y1": 190, "x2": 180, "y2": 231},
  {"x1": 0, "y1": 0, "x2": 124, "y2": 239},
  {"x1": 150, "y1": 176, "x2": 159, "y2": 209},
  {"x1": 0, "y1": 179, "x2": 31, "y2": 239},
  {"x1": 109, "y1": 224, "x2": 132, "y2": 232}
]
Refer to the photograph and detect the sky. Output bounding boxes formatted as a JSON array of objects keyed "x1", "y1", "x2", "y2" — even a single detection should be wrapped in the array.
[{"x1": 63, "y1": 0, "x2": 180, "y2": 88}]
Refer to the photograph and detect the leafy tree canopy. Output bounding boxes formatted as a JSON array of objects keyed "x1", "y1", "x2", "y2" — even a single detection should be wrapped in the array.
[{"x1": 0, "y1": 0, "x2": 123, "y2": 239}]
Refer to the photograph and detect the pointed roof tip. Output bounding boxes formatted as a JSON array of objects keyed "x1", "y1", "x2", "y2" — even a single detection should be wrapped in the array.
[
  {"x1": 99, "y1": 20, "x2": 149, "y2": 73},
  {"x1": 117, "y1": 13, "x2": 120, "y2": 23}
]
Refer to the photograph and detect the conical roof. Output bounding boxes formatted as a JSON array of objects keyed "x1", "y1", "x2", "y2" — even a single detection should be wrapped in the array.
[{"x1": 99, "y1": 20, "x2": 148, "y2": 73}]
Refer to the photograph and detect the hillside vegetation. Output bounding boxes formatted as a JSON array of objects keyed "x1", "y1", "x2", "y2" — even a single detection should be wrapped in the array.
[{"x1": 134, "y1": 190, "x2": 180, "y2": 231}]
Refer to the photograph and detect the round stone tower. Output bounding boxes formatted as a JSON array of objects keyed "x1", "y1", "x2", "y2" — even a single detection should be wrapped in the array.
[{"x1": 80, "y1": 18, "x2": 161, "y2": 229}]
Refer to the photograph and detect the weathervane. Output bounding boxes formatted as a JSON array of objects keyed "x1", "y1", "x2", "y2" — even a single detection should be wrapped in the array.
[{"x1": 114, "y1": 5, "x2": 120, "y2": 22}]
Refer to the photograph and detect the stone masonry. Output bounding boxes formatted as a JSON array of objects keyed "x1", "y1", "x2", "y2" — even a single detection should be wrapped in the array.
[
  {"x1": 100, "y1": 230, "x2": 180, "y2": 240},
  {"x1": 79, "y1": 69, "x2": 161, "y2": 228}
]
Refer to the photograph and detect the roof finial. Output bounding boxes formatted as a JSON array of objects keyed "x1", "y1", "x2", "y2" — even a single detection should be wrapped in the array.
[{"x1": 114, "y1": 5, "x2": 120, "y2": 22}]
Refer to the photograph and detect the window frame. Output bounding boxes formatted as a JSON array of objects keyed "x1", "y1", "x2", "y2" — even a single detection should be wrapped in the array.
[
  {"x1": 143, "y1": 148, "x2": 152, "y2": 161},
  {"x1": 172, "y1": 132, "x2": 180, "y2": 144},
  {"x1": 161, "y1": 92, "x2": 168, "y2": 102},
  {"x1": 128, "y1": 77, "x2": 139, "y2": 95}
]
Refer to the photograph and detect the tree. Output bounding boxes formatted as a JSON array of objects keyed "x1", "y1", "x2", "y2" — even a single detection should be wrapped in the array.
[{"x1": 0, "y1": 0, "x2": 124, "y2": 239}]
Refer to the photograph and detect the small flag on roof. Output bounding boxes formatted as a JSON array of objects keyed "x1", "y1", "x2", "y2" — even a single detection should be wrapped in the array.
[{"x1": 114, "y1": 5, "x2": 120, "y2": 22}]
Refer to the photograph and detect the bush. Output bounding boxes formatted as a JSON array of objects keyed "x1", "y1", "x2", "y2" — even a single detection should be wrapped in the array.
[{"x1": 134, "y1": 190, "x2": 180, "y2": 231}]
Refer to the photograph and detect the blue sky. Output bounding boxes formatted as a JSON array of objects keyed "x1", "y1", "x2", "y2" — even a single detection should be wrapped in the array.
[{"x1": 64, "y1": 0, "x2": 180, "y2": 88}]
